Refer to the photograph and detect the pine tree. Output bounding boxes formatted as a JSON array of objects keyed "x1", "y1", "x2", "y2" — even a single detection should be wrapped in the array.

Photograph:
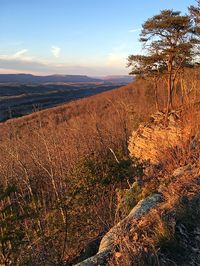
[
  {"x1": 189, "y1": 0, "x2": 200, "y2": 37},
  {"x1": 128, "y1": 9, "x2": 199, "y2": 113}
]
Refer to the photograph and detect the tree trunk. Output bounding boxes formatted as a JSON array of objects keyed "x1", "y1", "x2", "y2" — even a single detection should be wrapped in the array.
[
  {"x1": 154, "y1": 77, "x2": 159, "y2": 111},
  {"x1": 167, "y1": 58, "x2": 173, "y2": 114}
]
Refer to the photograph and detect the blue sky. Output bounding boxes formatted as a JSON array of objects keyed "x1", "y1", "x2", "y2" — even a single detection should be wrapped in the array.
[{"x1": 0, "y1": 0, "x2": 197, "y2": 76}]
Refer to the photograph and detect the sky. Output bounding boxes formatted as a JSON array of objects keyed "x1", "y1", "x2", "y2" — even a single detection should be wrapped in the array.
[{"x1": 0, "y1": 0, "x2": 197, "y2": 76}]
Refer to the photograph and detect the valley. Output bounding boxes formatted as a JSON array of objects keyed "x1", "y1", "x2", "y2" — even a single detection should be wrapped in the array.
[
  {"x1": 0, "y1": 83, "x2": 122, "y2": 122},
  {"x1": 0, "y1": 74, "x2": 133, "y2": 122}
]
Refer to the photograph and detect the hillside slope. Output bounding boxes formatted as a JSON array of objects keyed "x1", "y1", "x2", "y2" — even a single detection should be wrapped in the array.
[
  {"x1": 0, "y1": 75, "x2": 199, "y2": 265},
  {"x1": 0, "y1": 79, "x2": 156, "y2": 265},
  {"x1": 74, "y1": 110, "x2": 200, "y2": 266}
]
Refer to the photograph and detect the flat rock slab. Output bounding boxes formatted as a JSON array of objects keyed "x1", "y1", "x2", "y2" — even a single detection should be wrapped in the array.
[
  {"x1": 75, "y1": 193, "x2": 163, "y2": 266},
  {"x1": 99, "y1": 193, "x2": 163, "y2": 252}
]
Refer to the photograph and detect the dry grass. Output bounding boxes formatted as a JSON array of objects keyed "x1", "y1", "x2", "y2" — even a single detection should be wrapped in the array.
[
  {"x1": 0, "y1": 80, "x2": 157, "y2": 264},
  {"x1": 160, "y1": 106, "x2": 200, "y2": 175},
  {"x1": 0, "y1": 68, "x2": 199, "y2": 264},
  {"x1": 108, "y1": 105, "x2": 200, "y2": 266},
  {"x1": 109, "y1": 170, "x2": 200, "y2": 265}
]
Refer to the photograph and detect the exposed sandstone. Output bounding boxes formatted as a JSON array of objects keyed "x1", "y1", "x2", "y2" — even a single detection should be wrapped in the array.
[{"x1": 128, "y1": 111, "x2": 190, "y2": 164}]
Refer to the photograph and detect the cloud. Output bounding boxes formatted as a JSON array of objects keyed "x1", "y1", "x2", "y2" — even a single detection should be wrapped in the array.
[
  {"x1": 0, "y1": 58, "x2": 128, "y2": 75},
  {"x1": 14, "y1": 49, "x2": 28, "y2": 58},
  {"x1": 51, "y1": 46, "x2": 61, "y2": 58},
  {"x1": 0, "y1": 49, "x2": 34, "y2": 61},
  {"x1": 129, "y1": 28, "x2": 141, "y2": 33},
  {"x1": 0, "y1": 58, "x2": 47, "y2": 71},
  {"x1": 0, "y1": 49, "x2": 128, "y2": 75},
  {"x1": 0, "y1": 50, "x2": 49, "y2": 74}
]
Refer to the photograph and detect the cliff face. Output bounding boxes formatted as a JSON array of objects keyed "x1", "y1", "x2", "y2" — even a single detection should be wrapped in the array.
[{"x1": 128, "y1": 111, "x2": 191, "y2": 164}]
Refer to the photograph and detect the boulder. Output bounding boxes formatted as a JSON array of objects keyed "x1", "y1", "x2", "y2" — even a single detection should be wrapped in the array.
[
  {"x1": 75, "y1": 193, "x2": 163, "y2": 266},
  {"x1": 99, "y1": 193, "x2": 163, "y2": 252}
]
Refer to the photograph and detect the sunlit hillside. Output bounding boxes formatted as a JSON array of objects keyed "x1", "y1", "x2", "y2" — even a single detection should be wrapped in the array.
[
  {"x1": 0, "y1": 0, "x2": 200, "y2": 265},
  {"x1": 0, "y1": 66, "x2": 200, "y2": 264}
]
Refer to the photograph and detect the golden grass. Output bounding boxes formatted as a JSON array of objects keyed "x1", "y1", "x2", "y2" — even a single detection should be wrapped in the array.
[
  {"x1": 109, "y1": 106, "x2": 200, "y2": 266},
  {"x1": 0, "y1": 69, "x2": 199, "y2": 264}
]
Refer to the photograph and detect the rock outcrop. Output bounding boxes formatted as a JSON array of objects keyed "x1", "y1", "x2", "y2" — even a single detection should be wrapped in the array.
[
  {"x1": 128, "y1": 111, "x2": 190, "y2": 164},
  {"x1": 75, "y1": 193, "x2": 163, "y2": 266},
  {"x1": 74, "y1": 110, "x2": 200, "y2": 266}
]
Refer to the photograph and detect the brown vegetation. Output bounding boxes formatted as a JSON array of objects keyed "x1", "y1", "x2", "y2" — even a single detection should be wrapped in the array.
[
  {"x1": 0, "y1": 1, "x2": 200, "y2": 264},
  {"x1": 0, "y1": 64, "x2": 200, "y2": 265},
  {"x1": 0, "y1": 80, "x2": 156, "y2": 265},
  {"x1": 108, "y1": 104, "x2": 200, "y2": 266}
]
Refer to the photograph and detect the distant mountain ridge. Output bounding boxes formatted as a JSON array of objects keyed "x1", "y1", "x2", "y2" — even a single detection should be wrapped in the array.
[
  {"x1": 0, "y1": 74, "x2": 133, "y2": 84},
  {"x1": 101, "y1": 75, "x2": 133, "y2": 84},
  {"x1": 0, "y1": 74, "x2": 101, "y2": 84}
]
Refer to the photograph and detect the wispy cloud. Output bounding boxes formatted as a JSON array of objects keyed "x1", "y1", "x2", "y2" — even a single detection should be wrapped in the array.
[
  {"x1": 0, "y1": 49, "x2": 128, "y2": 75},
  {"x1": 14, "y1": 49, "x2": 28, "y2": 58},
  {"x1": 129, "y1": 28, "x2": 141, "y2": 33},
  {"x1": 51, "y1": 46, "x2": 61, "y2": 58},
  {"x1": 0, "y1": 57, "x2": 128, "y2": 75},
  {"x1": 0, "y1": 49, "x2": 34, "y2": 61},
  {"x1": 0, "y1": 49, "x2": 49, "y2": 75}
]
